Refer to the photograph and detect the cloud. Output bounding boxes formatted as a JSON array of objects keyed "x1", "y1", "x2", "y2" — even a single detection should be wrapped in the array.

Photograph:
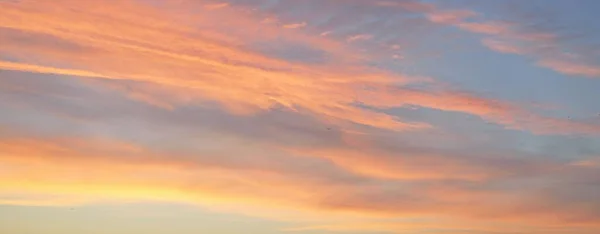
[
  {"x1": 0, "y1": 61, "x2": 113, "y2": 79},
  {"x1": 346, "y1": 34, "x2": 373, "y2": 42},
  {"x1": 354, "y1": 0, "x2": 600, "y2": 78},
  {"x1": 420, "y1": 5, "x2": 600, "y2": 78},
  {"x1": 0, "y1": 0, "x2": 434, "y2": 131},
  {"x1": 457, "y1": 21, "x2": 510, "y2": 35},
  {"x1": 283, "y1": 22, "x2": 307, "y2": 29},
  {"x1": 283, "y1": 129, "x2": 563, "y2": 182},
  {"x1": 571, "y1": 157, "x2": 600, "y2": 168},
  {"x1": 1, "y1": 128, "x2": 600, "y2": 231},
  {"x1": 0, "y1": 132, "x2": 359, "y2": 220},
  {"x1": 538, "y1": 59, "x2": 600, "y2": 77},
  {"x1": 204, "y1": 2, "x2": 229, "y2": 10},
  {"x1": 1, "y1": 0, "x2": 600, "y2": 233},
  {"x1": 285, "y1": 219, "x2": 600, "y2": 234},
  {"x1": 1, "y1": 0, "x2": 598, "y2": 135},
  {"x1": 426, "y1": 10, "x2": 476, "y2": 24},
  {"x1": 2, "y1": 67, "x2": 600, "y2": 232},
  {"x1": 481, "y1": 38, "x2": 524, "y2": 54}
]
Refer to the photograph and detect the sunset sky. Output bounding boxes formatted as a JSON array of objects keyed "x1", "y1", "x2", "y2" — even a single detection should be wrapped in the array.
[{"x1": 1, "y1": 0, "x2": 600, "y2": 233}]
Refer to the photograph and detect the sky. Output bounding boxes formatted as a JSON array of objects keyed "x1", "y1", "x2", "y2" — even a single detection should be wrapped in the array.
[{"x1": 1, "y1": 0, "x2": 600, "y2": 233}]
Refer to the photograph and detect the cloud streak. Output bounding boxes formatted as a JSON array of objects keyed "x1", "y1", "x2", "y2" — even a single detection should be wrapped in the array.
[
  {"x1": 341, "y1": 0, "x2": 600, "y2": 78},
  {"x1": 420, "y1": 3, "x2": 600, "y2": 78},
  {"x1": 1, "y1": 1, "x2": 600, "y2": 234},
  {"x1": 1, "y1": 0, "x2": 597, "y2": 135}
]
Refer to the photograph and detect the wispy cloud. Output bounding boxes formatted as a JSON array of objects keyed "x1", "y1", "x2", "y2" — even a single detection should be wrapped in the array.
[
  {"x1": 352, "y1": 0, "x2": 600, "y2": 78},
  {"x1": 346, "y1": 34, "x2": 373, "y2": 42},
  {"x1": 538, "y1": 59, "x2": 600, "y2": 77},
  {"x1": 3, "y1": 0, "x2": 589, "y2": 134},
  {"x1": 283, "y1": 22, "x2": 307, "y2": 29},
  {"x1": 1, "y1": 0, "x2": 600, "y2": 234},
  {"x1": 420, "y1": 4, "x2": 600, "y2": 78},
  {"x1": 481, "y1": 38, "x2": 524, "y2": 55},
  {"x1": 204, "y1": 2, "x2": 229, "y2": 10}
]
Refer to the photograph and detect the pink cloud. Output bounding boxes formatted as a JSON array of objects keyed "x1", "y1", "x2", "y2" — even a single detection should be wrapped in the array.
[
  {"x1": 346, "y1": 34, "x2": 373, "y2": 42},
  {"x1": 378, "y1": 0, "x2": 600, "y2": 78},
  {"x1": 457, "y1": 21, "x2": 510, "y2": 35},
  {"x1": 426, "y1": 10, "x2": 476, "y2": 24},
  {"x1": 481, "y1": 38, "x2": 524, "y2": 54},
  {"x1": 204, "y1": 2, "x2": 229, "y2": 10},
  {"x1": 538, "y1": 60, "x2": 600, "y2": 77},
  {"x1": 283, "y1": 22, "x2": 307, "y2": 29}
]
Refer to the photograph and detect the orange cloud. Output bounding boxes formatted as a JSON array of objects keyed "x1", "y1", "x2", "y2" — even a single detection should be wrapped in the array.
[
  {"x1": 285, "y1": 220, "x2": 600, "y2": 234},
  {"x1": 1, "y1": 0, "x2": 597, "y2": 135},
  {"x1": 0, "y1": 0, "x2": 429, "y2": 130},
  {"x1": 283, "y1": 22, "x2": 308, "y2": 29},
  {"x1": 282, "y1": 129, "x2": 559, "y2": 181},
  {"x1": 0, "y1": 61, "x2": 113, "y2": 79},
  {"x1": 1, "y1": 1, "x2": 600, "y2": 234},
  {"x1": 0, "y1": 134, "x2": 349, "y2": 220},
  {"x1": 204, "y1": 2, "x2": 229, "y2": 10},
  {"x1": 1, "y1": 133, "x2": 599, "y2": 230}
]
